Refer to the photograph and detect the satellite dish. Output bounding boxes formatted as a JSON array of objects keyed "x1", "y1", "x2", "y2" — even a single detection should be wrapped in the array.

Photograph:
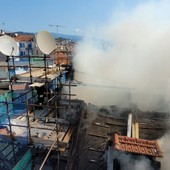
[
  {"x1": 36, "y1": 31, "x2": 56, "y2": 55},
  {"x1": 0, "y1": 51, "x2": 6, "y2": 62},
  {"x1": 0, "y1": 35, "x2": 18, "y2": 56}
]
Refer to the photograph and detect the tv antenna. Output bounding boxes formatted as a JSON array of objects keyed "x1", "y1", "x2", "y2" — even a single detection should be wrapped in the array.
[{"x1": 48, "y1": 24, "x2": 66, "y2": 34}]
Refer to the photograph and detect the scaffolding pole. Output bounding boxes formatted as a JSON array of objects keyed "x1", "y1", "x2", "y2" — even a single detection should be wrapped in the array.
[{"x1": 39, "y1": 137, "x2": 57, "y2": 170}]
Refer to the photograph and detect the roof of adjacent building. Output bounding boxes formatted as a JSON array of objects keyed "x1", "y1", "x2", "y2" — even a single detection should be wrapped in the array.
[
  {"x1": 14, "y1": 35, "x2": 34, "y2": 42},
  {"x1": 54, "y1": 51, "x2": 70, "y2": 65},
  {"x1": 19, "y1": 67, "x2": 62, "y2": 83},
  {"x1": 0, "y1": 90, "x2": 10, "y2": 95},
  {"x1": 114, "y1": 134, "x2": 163, "y2": 157},
  {"x1": 11, "y1": 83, "x2": 30, "y2": 90},
  {"x1": 29, "y1": 82, "x2": 45, "y2": 88},
  {"x1": 0, "y1": 127, "x2": 10, "y2": 135}
]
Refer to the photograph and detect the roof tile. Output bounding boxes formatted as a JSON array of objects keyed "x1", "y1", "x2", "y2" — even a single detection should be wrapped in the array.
[
  {"x1": 14, "y1": 35, "x2": 34, "y2": 42},
  {"x1": 114, "y1": 134, "x2": 163, "y2": 157},
  {"x1": 11, "y1": 83, "x2": 30, "y2": 90}
]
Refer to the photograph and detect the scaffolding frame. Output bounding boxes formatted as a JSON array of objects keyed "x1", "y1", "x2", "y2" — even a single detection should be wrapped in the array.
[{"x1": 0, "y1": 53, "x2": 79, "y2": 169}]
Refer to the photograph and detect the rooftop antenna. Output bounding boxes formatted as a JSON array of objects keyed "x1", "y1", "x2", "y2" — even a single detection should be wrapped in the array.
[
  {"x1": 48, "y1": 24, "x2": 66, "y2": 36},
  {"x1": 1, "y1": 22, "x2": 5, "y2": 30}
]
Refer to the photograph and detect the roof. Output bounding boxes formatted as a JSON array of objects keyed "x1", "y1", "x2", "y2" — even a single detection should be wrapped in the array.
[
  {"x1": 11, "y1": 83, "x2": 30, "y2": 90},
  {"x1": 0, "y1": 83, "x2": 9, "y2": 89},
  {"x1": 114, "y1": 134, "x2": 163, "y2": 157},
  {"x1": 0, "y1": 90, "x2": 10, "y2": 95},
  {"x1": 14, "y1": 35, "x2": 34, "y2": 42},
  {"x1": 54, "y1": 52, "x2": 70, "y2": 65},
  {"x1": 0, "y1": 127, "x2": 10, "y2": 135},
  {"x1": 54, "y1": 51, "x2": 68, "y2": 59},
  {"x1": 29, "y1": 82, "x2": 45, "y2": 87},
  {"x1": 19, "y1": 67, "x2": 60, "y2": 82}
]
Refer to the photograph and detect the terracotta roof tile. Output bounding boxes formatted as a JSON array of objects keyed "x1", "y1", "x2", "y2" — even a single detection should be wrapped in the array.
[
  {"x1": 54, "y1": 52, "x2": 70, "y2": 65},
  {"x1": 0, "y1": 127, "x2": 10, "y2": 135},
  {"x1": 114, "y1": 134, "x2": 163, "y2": 157},
  {"x1": 11, "y1": 83, "x2": 30, "y2": 90},
  {"x1": 14, "y1": 35, "x2": 34, "y2": 42}
]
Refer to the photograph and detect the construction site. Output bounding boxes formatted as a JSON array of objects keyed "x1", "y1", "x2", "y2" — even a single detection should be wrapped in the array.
[{"x1": 0, "y1": 31, "x2": 169, "y2": 170}]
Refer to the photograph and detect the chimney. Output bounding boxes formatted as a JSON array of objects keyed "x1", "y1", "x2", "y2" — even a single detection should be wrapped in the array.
[
  {"x1": 127, "y1": 113, "x2": 132, "y2": 137},
  {"x1": 127, "y1": 112, "x2": 140, "y2": 138},
  {"x1": 135, "y1": 121, "x2": 139, "y2": 139}
]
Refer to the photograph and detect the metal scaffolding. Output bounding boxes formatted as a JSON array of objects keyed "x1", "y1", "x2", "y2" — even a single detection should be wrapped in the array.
[{"x1": 0, "y1": 54, "x2": 81, "y2": 169}]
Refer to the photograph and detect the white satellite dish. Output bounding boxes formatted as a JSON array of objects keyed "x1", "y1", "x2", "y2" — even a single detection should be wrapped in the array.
[
  {"x1": 0, "y1": 51, "x2": 6, "y2": 62},
  {"x1": 0, "y1": 35, "x2": 18, "y2": 56},
  {"x1": 36, "y1": 31, "x2": 56, "y2": 55}
]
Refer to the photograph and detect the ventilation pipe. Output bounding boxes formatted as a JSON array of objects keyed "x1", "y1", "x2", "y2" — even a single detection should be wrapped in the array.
[
  {"x1": 132, "y1": 120, "x2": 135, "y2": 138},
  {"x1": 135, "y1": 121, "x2": 139, "y2": 139},
  {"x1": 132, "y1": 120, "x2": 139, "y2": 138},
  {"x1": 127, "y1": 113, "x2": 132, "y2": 137}
]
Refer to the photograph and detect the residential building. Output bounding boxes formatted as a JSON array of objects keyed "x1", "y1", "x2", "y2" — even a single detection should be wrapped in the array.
[{"x1": 13, "y1": 35, "x2": 35, "y2": 59}]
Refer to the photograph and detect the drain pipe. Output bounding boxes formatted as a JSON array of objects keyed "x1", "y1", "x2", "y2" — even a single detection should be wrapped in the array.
[{"x1": 127, "y1": 113, "x2": 132, "y2": 137}]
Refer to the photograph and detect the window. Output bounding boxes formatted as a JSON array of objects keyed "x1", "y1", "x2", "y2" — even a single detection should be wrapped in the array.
[
  {"x1": 20, "y1": 51, "x2": 23, "y2": 56},
  {"x1": 113, "y1": 158, "x2": 121, "y2": 170},
  {"x1": 20, "y1": 51, "x2": 26, "y2": 56},
  {"x1": 29, "y1": 43, "x2": 32, "y2": 49},
  {"x1": 20, "y1": 43, "x2": 25, "y2": 48}
]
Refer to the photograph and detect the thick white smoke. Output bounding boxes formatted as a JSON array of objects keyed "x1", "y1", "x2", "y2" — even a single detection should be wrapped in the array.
[
  {"x1": 158, "y1": 134, "x2": 170, "y2": 170},
  {"x1": 72, "y1": 1, "x2": 170, "y2": 112},
  {"x1": 71, "y1": 1, "x2": 170, "y2": 169},
  {"x1": 120, "y1": 154, "x2": 154, "y2": 170},
  {"x1": 107, "y1": 147, "x2": 154, "y2": 170}
]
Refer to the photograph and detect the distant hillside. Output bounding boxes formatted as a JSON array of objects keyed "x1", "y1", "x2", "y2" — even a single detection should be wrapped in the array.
[
  {"x1": 15, "y1": 31, "x2": 34, "y2": 36},
  {"x1": 15, "y1": 31, "x2": 82, "y2": 42},
  {"x1": 51, "y1": 33, "x2": 82, "y2": 42}
]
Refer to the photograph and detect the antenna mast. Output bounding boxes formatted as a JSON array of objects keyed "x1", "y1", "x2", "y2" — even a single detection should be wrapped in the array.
[{"x1": 48, "y1": 24, "x2": 66, "y2": 35}]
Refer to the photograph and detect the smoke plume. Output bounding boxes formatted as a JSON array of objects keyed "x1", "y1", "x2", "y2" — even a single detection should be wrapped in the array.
[
  {"x1": 72, "y1": 1, "x2": 170, "y2": 112},
  {"x1": 107, "y1": 147, "x2": 154, "y2": 170},
  {"x1": 158, "y1": 133, "x2": 170, "y2": 170},
  {"x1": 120, "y1": 154, "x2": 154, "y2": 170}
]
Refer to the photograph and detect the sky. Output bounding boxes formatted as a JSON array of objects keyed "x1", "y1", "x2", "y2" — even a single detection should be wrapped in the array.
[{"x1": 0, "y1": 0, "x2": 159, "y2": 35}]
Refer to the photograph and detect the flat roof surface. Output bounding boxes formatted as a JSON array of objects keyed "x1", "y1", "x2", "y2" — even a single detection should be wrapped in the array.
[
  {"x1": 19, "y1": 67, "x2": 60, "y2": 81},
  {"x1": 0, "y1": 90, "x2": 10, "y2": 95}
]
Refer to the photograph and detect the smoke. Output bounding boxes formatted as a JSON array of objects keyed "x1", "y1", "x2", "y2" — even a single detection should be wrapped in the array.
[
  {"x1": 72, "y1": 1, "x2": 170, "y2": 112},
  {"x1": 158, "y1": 133, "x2": 170, "y2": 170},
  {"x1": 120, "y1": 154, "x2": 154, "y2": 170},
  {"x1": 107, "y1": 147, "x2": 154, "y2": 170}
]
